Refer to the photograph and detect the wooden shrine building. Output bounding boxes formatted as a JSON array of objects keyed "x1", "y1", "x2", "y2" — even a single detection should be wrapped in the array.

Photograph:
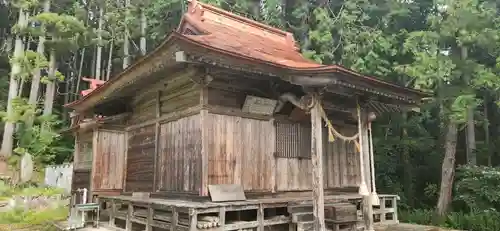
[{"x1": 65, "y1": 1, "x2": 426, "y2": 230}]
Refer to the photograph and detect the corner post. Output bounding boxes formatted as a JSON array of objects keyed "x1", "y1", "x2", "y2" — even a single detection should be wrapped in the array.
[
  {"x1": 199, "y1": 71, "x2": 212, "y2": 196},
  {"x1": 310, "y1": 94, "x2": 326, "y2": 231},
  {"x1": 359, "y1": 107, "x2": 374, "y2": 231}
]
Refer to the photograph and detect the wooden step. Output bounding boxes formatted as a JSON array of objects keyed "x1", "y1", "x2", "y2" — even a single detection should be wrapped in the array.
[{"x1": 292, "y1": 212, "x2": 314, "y2": 223}]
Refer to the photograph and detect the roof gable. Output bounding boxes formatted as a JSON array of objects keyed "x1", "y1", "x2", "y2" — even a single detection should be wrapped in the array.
[
  {"x1": 177, "y1": 0, "x2": 323, "y2": 68},
  {"x1": 179, "y1": 0, "x2": 297, "y2": 49}
]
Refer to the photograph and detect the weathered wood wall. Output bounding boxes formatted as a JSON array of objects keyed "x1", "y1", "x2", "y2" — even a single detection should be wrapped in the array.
[
  {"x1": 205, "y1": 84, "x2": 361, "y2": 194},
  {"x1": 127, "y1": 71, "x2": 200, "y2": 126},
  {"x1": 74, "y1": 132, "x2": 93, "y2": 170},
  {"x1": 125, "y1": 125, "x2": 155, "y2": 192},
  {"x1": 205, "y1": 113, "x2": 275, "y2": 192},
  {"x1": 124, "y1": 69, "x2": 202, "y2": 193},
  {"x1": 157, "y1": 114, "x2": 202, "y2": 193},
  {"x1": 275, "y1": 122, "x2": 360, "y2": 191},
  {"x1": 92, "y1": 130, "x2": 126, "y2": 192}
]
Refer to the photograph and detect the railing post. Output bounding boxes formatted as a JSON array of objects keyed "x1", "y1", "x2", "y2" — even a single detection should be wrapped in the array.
[
  {"x1": 392, "y1": 196, "x2": 399, "y2": 223},
  {"x1": 379, "y1": 196, "x2": 386, "y2": 223}
]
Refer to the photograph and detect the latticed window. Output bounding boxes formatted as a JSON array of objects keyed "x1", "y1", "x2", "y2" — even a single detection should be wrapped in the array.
[{"x1": 275, "y1": 121, "x2": 311, "y2": 158}]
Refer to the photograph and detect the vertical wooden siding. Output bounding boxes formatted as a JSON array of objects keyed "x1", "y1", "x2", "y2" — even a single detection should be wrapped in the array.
[
  {"x1": 157, "y1": 114, "x2": 202, "y2": 192},
  {"x1": 92, "y1": 130, "x2": 126, "y2": 191},
  {"x1": 275, "y1": 123, "x2": 360, "y2": 191},
  {"x1": 206, "y1": 113, "x2": 274, "y2": 192},
  {"x1": 125, "y1": 125, "x2": 155, "y2": 192}
]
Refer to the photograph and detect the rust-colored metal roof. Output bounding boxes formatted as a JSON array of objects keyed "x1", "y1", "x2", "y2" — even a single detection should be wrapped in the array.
[
  {"x1": 178, "y1": 0, "x2": 324, "y2": 69},
  {"x1": 65, "y1": 0, "x2": 425, "y2": 110}
]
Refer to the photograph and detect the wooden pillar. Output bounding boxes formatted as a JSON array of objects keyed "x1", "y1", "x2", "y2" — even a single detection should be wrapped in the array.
[
  {"x1": 108, "y1": 199, "x2": 116, "y2": 227},
  {"x1": 218, "y1": 207, "x2": 226, "y2": 231},
  {"x1": 200, "y1": 85, "x2": 209, "y2": 196},
  {"x1": 153, "y1": 90, "x2": 160, "y2": 191},
  {"x1": 257, "y1": 204, "x2": 264, "y2": 231},
  {"x1": 146, "y1": 205, "x2": 153, "y2": 231},
  {"x1": 310, "y1": 96, "x2": 326, "y2": 231},
  {"x1": 189, "y1": 209, "x2": 198, "y2": 231},
  {"x1": 171, "y1": 207, "x2": 178, "y2": 231},
  {"x1": 359, "y1": 107, "x2": 374, "y2": 231},
  {"x1": 126, "y1": 202, "x2": 133, "y2": 231}
]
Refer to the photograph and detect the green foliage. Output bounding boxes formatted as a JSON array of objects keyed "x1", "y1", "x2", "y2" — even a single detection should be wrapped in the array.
[
  {"x1": 0, "y1": 183, "x2": 68, "y2": 227},
  {"x1": 454, "y1": 165, "x2": 500, "y2": 211},
  {"x1": 10, "y1": 50, "x2": 48, "y2": 80},
  {"x1": 29, "y1": 12, "x2": 86, "y2": 51},
  {"x1": 0, "y1": 97, "x2": 37, "y2": 123},
  {"x1": 14, "y1": 115, "x2": 73, "y2": 165},
  {"x1": 11, "y1": 0, "x2": 39, "y2": 9}
]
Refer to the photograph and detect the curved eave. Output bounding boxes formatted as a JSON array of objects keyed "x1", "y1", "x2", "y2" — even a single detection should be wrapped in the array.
[
  {"x1": 66, "y1": 31, "x2": 428, "y2": 112},
  {"x1": 173, "y1": 32, "x2": 429, "y2": 99}
]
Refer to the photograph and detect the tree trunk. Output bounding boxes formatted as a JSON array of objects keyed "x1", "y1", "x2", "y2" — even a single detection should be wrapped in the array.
[
  {"x1": 435, "y1": 121, "x2": 458, "y2": 220},
  {"x1": 0, "y1": 9, "x2": 26, "y2": 166},
  {"x1": 481, "y1": 98, "x2": 491, "y2": 168},
  {"x1": 140, "y1": 9, "x2": 147, "y2": 56},
  {"x1": 27, "y1": 0, "x2": 51, "y2": 127},
  {"x1": 401, "y1": 112, "x2": 414, "y2": 207},
  {"x1": 43, "y1": 50, "x2": 56, "y2": 116},
  {"x1": 75, "y1": 47, "x2": 86, "y2": 97},
  {"x1": 95, "y1": 7, "x2": 104, "y2": 80},
  {"x1": 123, "y1": 0, "x2": 131, "y2": 69},
  {"x1": 462, "y1": 46, "x2": 476, "y2": 165},
  {"x1": 106, "y1": 40, "x2": 114, "y2": 80}
]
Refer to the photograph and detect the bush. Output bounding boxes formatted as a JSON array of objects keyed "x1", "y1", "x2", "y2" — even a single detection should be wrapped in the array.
[
  {"x1": 454, "y1": 165, "x2": 500, "y2": 211},
  {"x1": 446, "y1": 209, "x2": 500, "y2": 231}
]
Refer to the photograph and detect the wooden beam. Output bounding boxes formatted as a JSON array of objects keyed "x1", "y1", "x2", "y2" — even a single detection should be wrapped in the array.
[
  {"x1": 126, "y1": 105, "x2": 202, "y2": 131},
  {"x1": 310, "y1": 95, "x2": 326, "y2": 231}
]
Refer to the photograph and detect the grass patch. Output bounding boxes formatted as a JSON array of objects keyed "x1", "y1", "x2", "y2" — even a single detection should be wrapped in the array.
[{"x1": 400, "y1": 209, "x2": 500, "y2": 231}]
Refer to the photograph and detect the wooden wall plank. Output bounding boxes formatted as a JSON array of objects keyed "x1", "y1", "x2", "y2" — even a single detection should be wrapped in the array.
[
  {"x1": 157, "y1": 114, "x2": 202, "y2": 193},
  {"x1": 206, "y1": 113, "x2": 274, "y2": 192},
  {"x1": 92, "y1": 130, "x2": 127, "y2": 191},
  {"x1": 125, "y1": 125, "x2": 156, "y2": 192},
  {"x1": 274, "y1": 123, "x2": 360, "y2": 191}
]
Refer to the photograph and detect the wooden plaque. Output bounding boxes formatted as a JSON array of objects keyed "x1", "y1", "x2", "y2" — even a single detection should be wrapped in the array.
[
  {"x1": 242, "y1": 95, "x2": 277, "y2": 116},
  {"x1": 208, "y1": 184, "x2": 246, "y2": 202}
]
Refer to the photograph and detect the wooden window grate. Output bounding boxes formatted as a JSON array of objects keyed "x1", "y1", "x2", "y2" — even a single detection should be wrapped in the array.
[{"x1": 275, "y1": 121, "x2": 311, "y2": 158}]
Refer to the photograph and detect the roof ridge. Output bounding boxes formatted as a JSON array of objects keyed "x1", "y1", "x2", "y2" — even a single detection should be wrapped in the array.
[{"x1": 185, "y1": 0, "x2": 299, "y2": 51}]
